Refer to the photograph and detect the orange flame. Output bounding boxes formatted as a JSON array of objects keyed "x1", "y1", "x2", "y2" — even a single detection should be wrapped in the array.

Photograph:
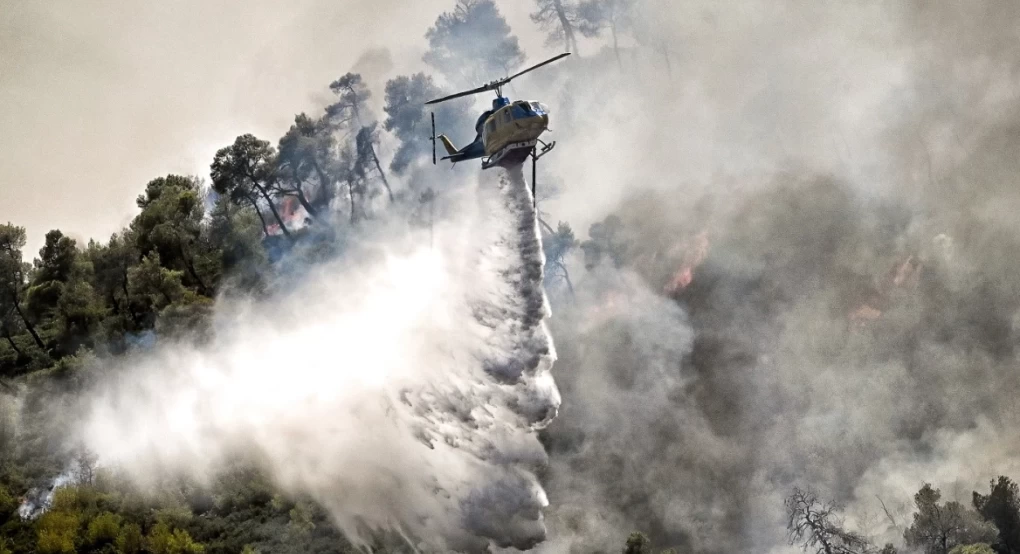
[
  {"x1": 892, "y1": 255, "x2": 921, "y2": 288},
  {"x1": 581, "y1": 290, "x2": 630, "y2": 332},
  {"x1": 265, "y1": 197, "x2": 309, "y2": 236},
  {"x1": 850, "y1": 304, "x2": 882, "y2": 327},
  {"x1": 664, "y1": 231, "x2": 710, "y2": 294},
  {"x1": 849, "y1": 254, "x2": 923, "y2": 327}
]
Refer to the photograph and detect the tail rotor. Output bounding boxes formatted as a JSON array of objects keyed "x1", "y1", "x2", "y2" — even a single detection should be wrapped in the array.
[{"x1": 429, "y1": 112, "x2": 437, "y2": 165}]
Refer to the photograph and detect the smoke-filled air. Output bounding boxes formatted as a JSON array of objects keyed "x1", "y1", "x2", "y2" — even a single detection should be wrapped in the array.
[{"x1": 2, "y1": 1, "x2": 1020, "y2": 553}]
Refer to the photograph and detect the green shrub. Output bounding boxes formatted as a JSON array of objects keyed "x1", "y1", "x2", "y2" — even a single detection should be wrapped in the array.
[
  {"x1": 147, "y1": 522, "x2": 205, "y2": 554},
  {"x1": 116, "y1": 522, "x2": 143, "y2": 554},
  {"x1": 949, "y1": 544, "x2": 996, "y2": 554},
  {"x1": 85, "y1": 511, "x2": 122, "y2": 545},
  {"x1": 37, "y1": 511, "x2": 79, "y2": 554},
  {"x1": 0, "y1": 484, "x2": 16, "y2": 521}
]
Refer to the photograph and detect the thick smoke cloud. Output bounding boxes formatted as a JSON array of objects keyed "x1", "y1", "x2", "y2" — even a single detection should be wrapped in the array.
[
  {"x1": 532, "y1": 1, "x2": 1020, "y2": 552},
  {"x1": 80, "y1": 169, "x2": 557, "y2": 552}
]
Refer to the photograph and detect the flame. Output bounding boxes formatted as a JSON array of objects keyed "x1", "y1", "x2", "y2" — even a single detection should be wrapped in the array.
[
  {"x1": 849, "y1": 254, "x2": 923, "y2": 327},
  {"x1": 265, "y1": 196, "x2": 310, "y2": 236},
  {"x1": 279, "y1": 196, "x2": 299, "y2": 221},
  {"x1": 891, "y1": 255, "x2": 922, "y2": 288},
  {"x1": 580, "y1": 290, "x2": 630, "y2": 332},
  {"x1": 850, "y1": 304, "x2": 883, "y2": 327},
  {"x1": 664, "y1": 231, "x2": 710, "y2": 294}
]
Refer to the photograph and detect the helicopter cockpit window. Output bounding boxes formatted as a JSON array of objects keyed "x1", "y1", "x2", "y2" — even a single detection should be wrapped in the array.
[{"x1": 511, "y1": 104, "x2": 529, "y2": 119}]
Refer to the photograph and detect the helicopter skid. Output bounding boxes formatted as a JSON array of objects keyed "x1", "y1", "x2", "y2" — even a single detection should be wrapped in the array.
[
  {"x1": 482, "y1": 140, "x2": 538, "y2": 170},
  {"x1": 534, "y1": 140, "x2": 556, "y2": 160}
]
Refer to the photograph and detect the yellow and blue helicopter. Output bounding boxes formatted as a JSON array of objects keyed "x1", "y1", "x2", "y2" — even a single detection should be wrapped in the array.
[{"x1": 426, "y1": 53, "x2": 570, "y2": 203}]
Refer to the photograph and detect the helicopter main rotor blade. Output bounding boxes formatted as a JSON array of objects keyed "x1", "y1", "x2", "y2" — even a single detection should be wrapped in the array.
[
  {"x1": 423, "y1": 52, "x2": 571, "y2": 105},
  {"x1": 424, "y1": 83, "x2": 495, "y2": 105},
  {"x1": 503, "y1": 52, "x2": 571, "y2": 84}
]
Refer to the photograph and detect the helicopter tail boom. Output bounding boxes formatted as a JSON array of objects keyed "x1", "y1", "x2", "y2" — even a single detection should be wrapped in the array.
[{"x1": 438, "y1": 135, "x2": 459, "y2": 156}]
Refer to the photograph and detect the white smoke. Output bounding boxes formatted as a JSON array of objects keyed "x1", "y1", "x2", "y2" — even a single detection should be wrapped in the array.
[
  {"x1": 17, "y1": 464, "x2": 81, "y2": 520},
  {"x1": 80, "y1": 168, "x2": 558, "y2": 552}
]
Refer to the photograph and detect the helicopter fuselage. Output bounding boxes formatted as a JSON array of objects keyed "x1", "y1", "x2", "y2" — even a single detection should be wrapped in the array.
[
  {"x1": 480, "y1": 98, "x2": 550, "y2": 157},
  {"x1": 437, "y1": 97, "x2": 551, "y2": 168},
  {"x1": 425, "y1": 52, "x2": 568, "y2": 205},
  {"x1": 426, "y1": 52, "x2": 567, "y2": 170}
]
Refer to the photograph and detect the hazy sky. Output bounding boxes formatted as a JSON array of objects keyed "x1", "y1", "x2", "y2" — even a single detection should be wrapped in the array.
[{"x1": 0, "y1": 1, "x2": 548, "y2": 252}]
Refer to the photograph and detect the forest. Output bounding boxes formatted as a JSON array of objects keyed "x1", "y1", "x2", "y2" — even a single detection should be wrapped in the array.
[{"x1": 5, "y1": 1, "x2": 1020, "y2": 553}]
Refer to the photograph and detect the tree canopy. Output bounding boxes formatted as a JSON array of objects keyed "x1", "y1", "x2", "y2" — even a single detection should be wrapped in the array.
[{"x1": 424, "y1": 0, "x2": 526, "y2": 87}]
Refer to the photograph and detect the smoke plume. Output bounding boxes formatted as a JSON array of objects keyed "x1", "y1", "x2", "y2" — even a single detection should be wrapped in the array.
[{"x1": 533, "y1": 2, "x2": 1020, "y2": 552}]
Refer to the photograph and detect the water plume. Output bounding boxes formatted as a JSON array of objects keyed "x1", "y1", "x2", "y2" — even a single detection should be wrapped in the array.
[{"x1": 80, "y1": 168, "x2": 557, "y2": 552}]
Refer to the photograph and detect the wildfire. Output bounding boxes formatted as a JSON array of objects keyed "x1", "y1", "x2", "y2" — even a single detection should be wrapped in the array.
[
  {"x1": 266, "y1": 196, "x2": 309, "y2": 235},
  {"x1": 581, "y1": 290, "x2": 631, "y2": 332},
  {"x1": 664, "y1": 231, "x2": 710, "y2": 294},
  {"x1": 849, "y1": 255, "x2": 923, "y2": 328},
  {"x1": 891, "y1": 255, "x2": 922, "y2": 288},
  {"x1": 849, "y1": 304, "x2": 883, "y2": 326}
]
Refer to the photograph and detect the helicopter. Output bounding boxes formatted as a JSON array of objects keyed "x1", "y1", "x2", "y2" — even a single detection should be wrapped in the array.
[{"x1": 425, "y1": 53, "x2": 570, "y2": 205}]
